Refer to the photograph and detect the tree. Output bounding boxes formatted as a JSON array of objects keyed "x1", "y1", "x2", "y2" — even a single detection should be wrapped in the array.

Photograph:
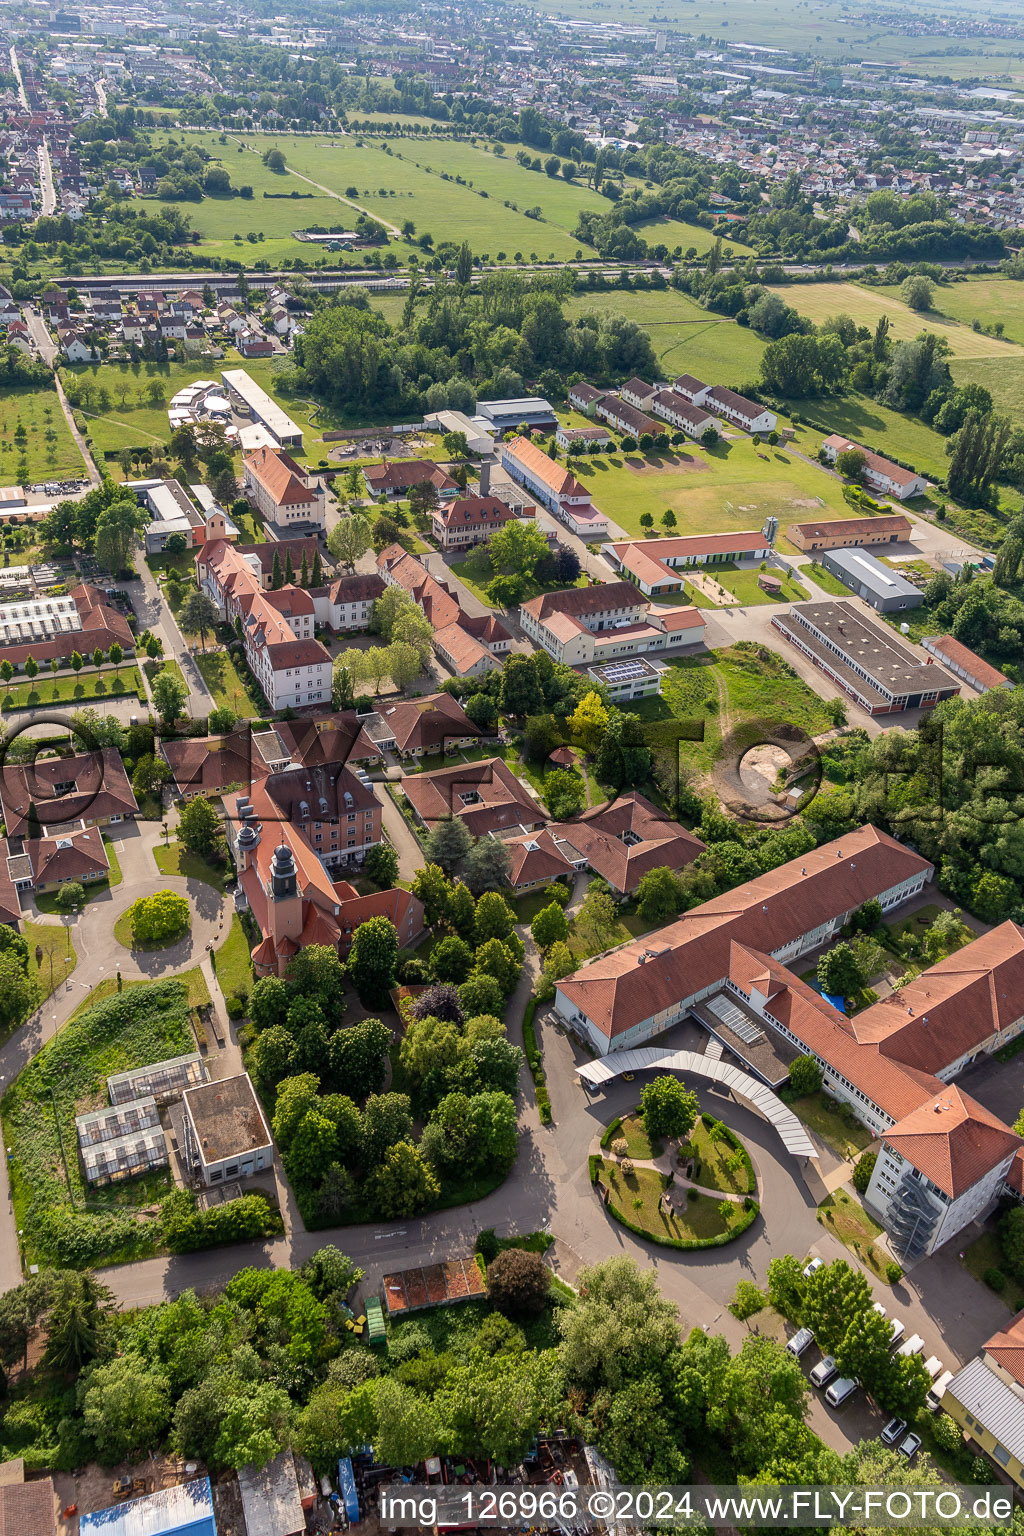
[
  {"x1": 543, "y1": 767, "x2": 585, "y2": 821},
  {"x1": 43, "y1": 1271, "x2": 111, "y2": 1374},
  {"x1": 386, "y1": 640, "x2": 422, "y2": 691},
  {"x1": 817, "y1": 941, "x2": 864, "y2": 999},
  {"x1": 151, "y1": 669, "x2": 188, "y2": 725},
  {"x1": 459, "y1": 971, "x2": 504, "y2": 1017},
  {"x1": 286, "y1": 1110, "x2": 340, "y2": 1187},
  {"x1": 788, "y1": 1055, "x2": 821, "y2": 1096},
  {"x1": 177, "y1": 795, "x2": 221, "y2": 858},
  {"x1": 423, "y1": 816, "x2": 473, "y2": 878},
  {"x1": 127, "y1": 889, "x2": 190, "y2": 946},
  {"x1": 410, "y1": 982, "x2": 464, "y2": 1026},
  {"x1": 178, "y1": 590, "x2": 221, "y2": 652},
  {"x1": 248, "y1": 1026, "x2": 296, "y2": 1092},
  {"x1": 901, "y1": 274, "x2": 934, "y2": 311},
  {"x1": 499, "y1": 655, "x2": 545, "y2": 718},
  {"x1": 109, "y1": 641, "x2": 123, "y2": 676},
  {"x1": 349, "y1": 915, "x2": 399, "y2": 1006},
  {"x1": 1000, "y1": 1205, "x2": 1024, "y2": 1281},
  {"x1": 363, "y1": 842, "x2": 399, "y2": 888},
  {"x1": 54, "y1": 880, "x2": 85, "y2": 915},
  {"x1": 80, "y1": 1353, "x2": 171, "y2": 1464},
  {"x1": 94, "y1": 496, "x2": 140, "y2": 573},
  {"x1": 131, "y1": 753, "x2": 171, "y2": 803},
  {"x1": 329, "y1": 1018, "x2": 391, "y2": 1101},
  {"x1": 0, "y1": 948, "x2": 40, "y2": 1032},
  {"x1": 635, "y1": 866, "x2": 684, "y2": 924},
  {"x1": 463, "y1": 836, "x2": 511, "y2": 896},
  {"x1": 853, "y1": 1151, "x2": 877, "y2": 1194},
  {"x1": 568, "y1": 690, "x2": 610, "y2": 755},
  {"x1": 262, "y1": 147, "x2": 287, "y2": 171},
  {"x1": 766, "y1": 1254, "x2": 807, "y2": 1322},
  {"x1": 249, "y1": 975, "x2": 289, "y2": 1032},
  {"x1": 442, "y1": 429, "x2": 470, "y2": 458},
  {"x1": 558, "y1": 1256, "x2": 679, "y2": 1392},
  {"x1": 429, "y1": 934, "x2": 475, "y2": 984},
  {"x1": 472, "y1": 937, "x2": 521, "y2": 994},
  {"x1": 24, "y1": 655, "x2": 37, "y2": 684},
  {"x1": 473, "y1": 890, "x2": 515, "y2": 945},
  {"x1": 411, "y1": 863, "x2": 452, "y2": 926},
  {"x1": 464, "y1": 693, "x2": 497, "y2": 730},
  {"x1": 639, "y1": 1075, "x2": 699, "y2": 1141},
  {"x1": 802, "y1": 1260, "x2": 872, "y2": 1356},
  {"x1": 367, "y1": 1140, "x2": 440, "y2": 1217},
  {"x1": 575, "y1": 881, "x2": 619, "y2": 951},
  {"x1": 486, "y1": 1247, "x2": 551, "y2": 1316},
  {"x1": 594, "y1": 711, "x2": 652, "y2": 789},
  {"x1": 835, "y1": 447, "x2": 867, "y2": 481},
  {"x1": 213, "y1": 1382, "x2": 291, "y2": 1470},
  {"x1": 530, "y1": 901, "x2": 568, "y2": 950}
]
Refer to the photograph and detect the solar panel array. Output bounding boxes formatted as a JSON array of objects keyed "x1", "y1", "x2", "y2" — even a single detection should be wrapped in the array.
[
  {"x1": 600, "y1": 660, "x2": 651, "y2": 683},
  {"x1": 706, "y1": 992, "x2": 764, "y2": 1044}
]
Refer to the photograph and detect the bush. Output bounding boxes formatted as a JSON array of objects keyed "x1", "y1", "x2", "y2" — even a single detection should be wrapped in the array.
[
  {"x1": 931, "y1": 1414, "x2": 964, "y2": 1454},
  {"x1": 225, "y1": 995, "x2": 244, "y2": 1019},
  {"x1": 984, "y1": 1266, "x2": 1006, "y2": 1292},
  {"x1": 159, "y1": 1189, "x2": 283, "y2": 1253},
  {"x1": 485, "y1": 1246, "x2": 551, "y2": 1316},
  {"x1": 853, "y1": 1151, "x2": 877, "y2": 1193},
  {"x1": 475, "y1": 1226, "x2": 500, "y2": 1264},
  {"x1": 885, "y1": 1260, "x2": 903, "y2": 1284},
  {"x1": 729, "y1": 1280, "x2": 766, "y2": 1320},
  {"x1": 788, "y1": 1054, "x2": 822, "y2": 1097}
]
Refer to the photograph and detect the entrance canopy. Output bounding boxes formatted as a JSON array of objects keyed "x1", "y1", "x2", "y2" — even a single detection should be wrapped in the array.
[{"x1": 577, "y1": 1047, "x2": 817, "y2": 1160}]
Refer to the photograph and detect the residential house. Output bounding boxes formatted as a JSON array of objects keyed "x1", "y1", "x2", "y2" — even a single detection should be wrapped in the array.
[
  {"x1": 821, "y1": 435, "x2": 928, "y2": 500},
  {"x1": 595, "y1": 395, "x2": 660, "y2": 439},
  {"x1": 620, "y1": 377, "x2": 658, "y2": 410},
  {"x1": 568, "y1": 382, "x2": 607, "y2": 417},
  {"x1": 430, "y1": 495, "x2": 532, "y2": 552},
  {"x1": 376, "y1": 545, "x2": 511, "y2": 676},
  {"x1": 374, "y1": 692, "x2": 483, "y2": 759},
  {"x1": 555, "y1": 424, "x2": 613, "y2": 452},
  {"x1": 704, "y1": 385, "x2": 777, "y2": 434},
  {"x1": 650, "y1": 388, "x2": 717, "y2": 439},
  {"x1": 243, "y1": 446, "x2": 326, "y2": 532}
]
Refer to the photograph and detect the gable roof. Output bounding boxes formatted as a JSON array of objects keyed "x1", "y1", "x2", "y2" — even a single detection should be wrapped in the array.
[
  {"x1": 503, "y1": 436, "x2": 589, "y2": 499},
  {"x1": 0, "y1": 748, "x2": 138, "y2": 837},
  {"x1": 379, "y1": 693, "x2": 481, "y2": 754},
  {"x1": 560, "y1": 791, "x2": 706, "y2": 893},
  {"x1": 244, "y1": 446, "x2": 317, "y2": 508},
  {"x1": 401, "y1": 756, "x2": 542, "y2": 835},
  {"x1": 984, "y1": 1309, "x2": 1024, "y2": 1388}
]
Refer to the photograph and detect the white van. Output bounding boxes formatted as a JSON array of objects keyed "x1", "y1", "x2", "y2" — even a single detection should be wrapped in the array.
[
  {"x1": 926, "y1": 1370, "x2": 954, "y2": 1413},
  {"x1": 825, "y1": 1377, "x2": 858, "y2": 1408},
  {"x1": 896, "y1": 1333, "x2": 924, "y2": 1359},
  {"x1": 922, "y1": 1355, "x2": 944, "y2": 1382}
]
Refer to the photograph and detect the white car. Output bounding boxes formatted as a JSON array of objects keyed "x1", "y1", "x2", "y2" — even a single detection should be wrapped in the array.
[
  {"x1": 810, "y1": 1355, "x2": 838, "y2": 1388},
  {"x1": 881, "y1": 1417, "x2": 907, "y2": 1446},
  {"x1": 803, "y1": 1257, "x2": 824, "y2": 1279},
  {"x1": 898, "y1": 1433, "x2": 922, "y2": 1461},
  {"x1": 888, "y1": 1318, "x2": 906, "y2": 1348},
  {"x1": 871, "y1": 1301, "x2": 887, "y2": 1321},
  {"x1": 896, "y1": 1333, "x2": 924, "y2": 1359},
  {"x1": 825, "y1": 1376, "x2": 858, "y2": 1409},
  {"x1": 927, "y1": 1371, "x2": 955, "y2": 1413},
  {"x1": 786, "y1": 1327, "x2": 815, "y2": 1359}
]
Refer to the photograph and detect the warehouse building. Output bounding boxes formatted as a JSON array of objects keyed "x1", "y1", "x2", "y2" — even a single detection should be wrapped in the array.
[
  {"x1": 221, "y1": 368, "x2": 302, "y2": 448},
  {"x1": 819, "y1": 546, "x2": 924, "y2": 612},
  {"x1": 772, "y1": 601, "x2": 959, "y2": 715}
]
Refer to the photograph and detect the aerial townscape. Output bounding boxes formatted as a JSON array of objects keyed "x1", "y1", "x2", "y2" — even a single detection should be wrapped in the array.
[{"x1": 4, "y1": 0, "x2": 1024, "y2": 1531}]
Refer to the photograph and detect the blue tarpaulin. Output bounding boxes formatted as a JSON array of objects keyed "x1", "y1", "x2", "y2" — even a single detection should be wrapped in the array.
[
  {"x1": 79, "y1": 1478, "x2": 216, "y2": 1535},
  {"x1": 338, "y1": 1458, "x2": 360, "y2": 1523}
]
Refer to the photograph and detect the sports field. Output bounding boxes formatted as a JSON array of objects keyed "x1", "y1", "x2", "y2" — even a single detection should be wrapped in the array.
[
  {"x1": 771, "y1": 281, "x2": 1015, "y2": 361},
  {"x1": 563, "y1": 288, "x2": 766, "y2": 383},
  {"x1": 0, "y1": 384, "x2": 85, "y2": 481},
  {"x1": 571, "y1": 434, "x2": 854, "y2": 541}
]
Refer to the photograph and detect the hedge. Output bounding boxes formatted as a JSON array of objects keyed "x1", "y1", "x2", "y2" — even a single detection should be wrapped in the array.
[
  {"x1": 522, "y1": 997, "x2": 551, "y2": 1124},
  {"x1": 589, "y1": 1155, "x2": 759, "y2": 1248},
  {"x1": 600, "y1": 1116, "x2": 623, "y2": 1150}
]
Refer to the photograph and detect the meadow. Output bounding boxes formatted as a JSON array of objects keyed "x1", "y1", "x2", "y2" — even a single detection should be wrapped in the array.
[
  {"x1": 0, "y1": 384, "x2": 86, "y2": 482},
  {"x1": 929, "y1": 275, "x2": 1024, "y2": 345},
  {"x1": 562, "y1": 287, "x2": 766, "y2": 383},
  {"x1": 572, "y1": 434, "x2": 853, "y2": 540},
  {"x1": 632, "y1": 214, "x2": 753, "y2": 258},
  {"x1": 772, "y1": 280, "x2": 1015, "y2": 361}
]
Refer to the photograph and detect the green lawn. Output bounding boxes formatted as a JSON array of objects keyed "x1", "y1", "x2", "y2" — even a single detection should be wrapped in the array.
[
  {"x1": 0, "y1": 384, "x2": 86, "y2": 482},
  {"x1": 1, "y1": 667, "x2": 143, "y2": 713},
  {"x1": 604, "y1": 1112, "x2": 661, "y2": 1160},
  {"x1": 632, "y1": 214, "x2": 753, "y2": 258},
  {"x1": 23, "y1": 920, "x2": 76, "y2": 1008},
  {"x1": 819, "y1": 1187, "x2": 888, "y2": 1279},
  {"x1": 195, "y1": 649, "x2": 262, "y2": 717},
  {"x1": 599, "y1": 1160, "x2": 751, "y2": 1245},
  {"x1": 802, "y1": 560, "x2": 857, "y2": 596},
  {"x1": 785, "y1": 1089, "x2": 874, "y2": 1160},
  {"x1": 213, "y1": 913, "x2": 252, "y2": 1003},
  {"x1": 153, "y1": 839, "x2": 226, "y2": 889},
  {"x1": 687, "y1": 1119, "x2": 753, "y2": 1195},
  {"x1": 705, "y1": 562, "x2": 810, "y2": 606},
  {"x1": 0, "y1": 977, "x2": 196, "y2": 1267},
  {"x1": 572, "y1": 436, "x2": 852, "y2": 542},
  {"x1": 568, "y1": 902, "x2": 654, "y2": 962},
  {"x1": 114, "y1": 903, "x2": 191, "y2": 953},
  {"x1": 934, "y1": 275, "x2": 1024, "y2": 347}
]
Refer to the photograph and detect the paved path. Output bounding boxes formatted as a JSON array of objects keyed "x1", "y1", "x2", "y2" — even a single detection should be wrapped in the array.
[
  {"x1": 54, "y1": 372, "x2": 99, "y2": 484},
  {"x1": 134, "y1": 558, "x2": 213, "y2": 717}
]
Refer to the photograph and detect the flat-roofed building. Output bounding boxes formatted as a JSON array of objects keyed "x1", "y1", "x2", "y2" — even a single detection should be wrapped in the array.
[
  {"x1": 180, "y1": 1072, "x2": 273, "y2": 1186},
  {"x1": 222, "y1": 367, "x2": 302, "y2": 447},
  {"x1": 476, "y1": 396, "x2": 556, "y2": 433},
  {"x1": 586, "y1": 655, "x2": 663, "y2": 701},
  {"x1": 787, "y1": 513, "x2": 912, "y2": 552},
  {"x1": 819, "y1": 546, "x2": 924, "y2": 612},
  {"x1": 772, "y1": 601, "x2": 959, "y2": 715}
]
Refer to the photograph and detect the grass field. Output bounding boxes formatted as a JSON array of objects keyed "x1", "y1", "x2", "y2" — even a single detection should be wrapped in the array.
[
  {"x1": 708, "y1": 562, "x2": 810, "y2": 606},
  {"x1": 953, "y1": 355, "x2": 1024, "y2": 432},
  {"x1": 605, "y1": 1112, "x2": 661, "y2": 1160},
  {"x1": 599, "y1": 1160, "x2": 751, "y2": 1245},
  {"x1": 0, "y1": 384, "x2": 86, "y2": 482},
  {"x1": 632, "y1": 214, "x2": 753, "y2": 258},
  {"x1": 562, "y1": 288, "x2": 766, "y2": 383},
  {"x1": 213, "y1": 913, "x2": 252, "y2": 1003},
  {"x1": 774, "y1": 281, "x2": 1016, "y2": 361},
  {"x1": 195, "y1": 649, "x2": 262, "y2": 716},
  {"x1": 153, "y1": 839, "x2": 226, "y2": 889},
  {"x1": 933, "y1": 276, "x2": 1024, "y2": 346},
  {"x1": 236, "y1": 131, "x2": 591, "y2": 260},
  {"x1": 24, "y1": 920, "x2": 76, "y2": 1009},
  {"x1": 1, "y1": 667, "x2": 143, "y2": 713},
  {"x1": 572, "y1": 435, "x2": 849, "y2": 541},
  {"x1": 786, "y1": 1089, "x2": 874, "y2": 1160},
  {"x1": 819, "y1": 1187, "x2": 887, "y2": 1280}
]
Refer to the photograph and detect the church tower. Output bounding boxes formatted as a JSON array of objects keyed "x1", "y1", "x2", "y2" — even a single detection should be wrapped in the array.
[{"x1": 268, "y1": 842, "x2": 303, "y2": 950}]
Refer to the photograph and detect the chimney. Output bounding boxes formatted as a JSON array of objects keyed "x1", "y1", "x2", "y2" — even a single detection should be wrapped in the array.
[{"x1": 479, "y1": 461, "x2": 491, "y2": 497}]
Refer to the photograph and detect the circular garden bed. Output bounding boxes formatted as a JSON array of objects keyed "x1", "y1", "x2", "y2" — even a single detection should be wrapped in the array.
[
  {"x1": 114, "y1": 889, "x2": 191, "y2": 952},
  {"x1": 592, "y1": 1110, "x2": 759, "y2": 1250}
]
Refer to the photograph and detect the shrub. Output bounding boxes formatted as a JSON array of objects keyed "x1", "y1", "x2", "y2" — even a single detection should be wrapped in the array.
[
  {"x1": 485, "y1": 1246, "x2": 551, "y2": 1316},
  {"x1": 225, "y1": 995, "x2": 244, "y2": 1019},
  {"x1": 788, "y1": 1054, "x2": 822, "y2": 1097},
  {"x1": 475, "y1": 1227, "x2": 500, "y2": 1264},
  {"x1": 984, "y1": 1266, "x2": 1006, "y2": 1292},
  {"x1": 729, "y1": 1280, "x2": 766, "y2": 1320},
  {"x1": 885, "y1": 1260, "x2": 904, "y2": 1284},
  {"x1": 931, "y1": 1414, "x2": 964, "y2": 1454},
  {"x1": 853, "y1": 1151, "x2": 877, "y2": 1193}
]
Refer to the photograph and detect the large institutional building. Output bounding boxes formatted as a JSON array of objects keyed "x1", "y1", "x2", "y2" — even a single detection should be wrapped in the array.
[{"x1": 556, "y1": 824, "x2": 1024, "y2": 1262}]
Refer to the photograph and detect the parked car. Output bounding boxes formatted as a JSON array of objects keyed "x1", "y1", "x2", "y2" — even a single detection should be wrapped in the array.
[
  {"x1": 927, "y1": 1371, "x2": 954, "y2": 1413},
  {"x1": 871, "y1": 1301, "x2": 887, "y2": 1321},
  {"x1": 803, "y1": 1257, "x2": 824, "y2": 1279},
  {"x1": 898, "y1": 1433, "x2": 922, "y2": 1461},
  {"x1": 786, "y1": 1327, "x2": 815, "y2": 1359},
  {"x1": 896, "y1": 1333, "x2": 924, "y2": 1359},
  {"x1": 888, "y1": 1318, "x2": 906, "y2": 1348},
  {"x1": 825, "y1": 1377, "x2": 858, "y2": 1409},
  {"x1": 810, "y1": 1355, "x2": 838, "y2": 1388},
  {"x1": 881, "y1": 1417, "x2": 907, "y2": 1446},
  {"x1": 922, "y1": 1354, "x2": 944, "y2": 1381}
]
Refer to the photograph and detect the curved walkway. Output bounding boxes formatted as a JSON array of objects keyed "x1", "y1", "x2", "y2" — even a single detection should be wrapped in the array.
[{"x1": 578, "y1": 1046, "x2": 816, "y2": 1160}]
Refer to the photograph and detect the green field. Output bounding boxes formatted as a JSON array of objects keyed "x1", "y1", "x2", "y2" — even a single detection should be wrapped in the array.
[
  {"x1": 0, "y1": 384, "x2": 86, "y2": 482},
  {"x1": 213, "y1": 913, "x2": 253, "y2": 1002},
  {"x1": 573, "y1": 435, "x2": 850, "y2": 541},
  {"x1": 774, "y1": 281, "x2": 1014, "y2": 361},
  {"x1": 563, "y1": 287, "x2": 766, "y2": 383},
  {"x1": 932, "y1": 275, "x2": 1024, "y2": 345},
  {"x1": 1, "y1": 667, "x2": 143, "y2": 713},
  {"x1": 24, "y1": 920, "x2": 77, "y2": 1008},
  {"x1": 195, "y1": 649, "x2": 262, "y2": 716},
  {"x1": 248, "y1": 132, "x2": 594, "y2": 260},
  {"x1": 633, "y1": 214, "x2": 752, "y2": 258}
]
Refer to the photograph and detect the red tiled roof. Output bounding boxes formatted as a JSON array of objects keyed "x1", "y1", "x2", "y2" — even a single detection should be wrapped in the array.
[
  {"x1": 503, "y1": 436, "x2": 589, "y2": 499},
  {"x1": 521, "y1": 582, "x2": 641, "y2": 623},
  {"x1": 0, "y1": 748, "x2": 137, "y2": 837},
  {"x1": 364, "y1": 460, "x2": 457, "y2": 494},
  {"x1": 244, "y1": 446, "x2": 318, "y2": 509},
  {"x1": 823, "y1": 435, "x2": 923, "y2": 491},
  {"x1": 884, "y1": 1085, "x2": 1021, "y2": 1200},
  {"x1": 402, "y1": 757, "x2": 542, "y2": 835},
  {"x1": 378, "y1": 693, "x2": 481, "y2": 754},
  {"x1": 922, "y1": 634, "x2": 1009, "y2": 692},
  {"x1": 559, "y1": 792, "x2": 706, "y2": 894},
  {"x1": 27, "y1": 825, "x2": 108, "y2": 885},
  {"x1": 983, "y1": 1308, "x2": 1024, "y2": 1388}
]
